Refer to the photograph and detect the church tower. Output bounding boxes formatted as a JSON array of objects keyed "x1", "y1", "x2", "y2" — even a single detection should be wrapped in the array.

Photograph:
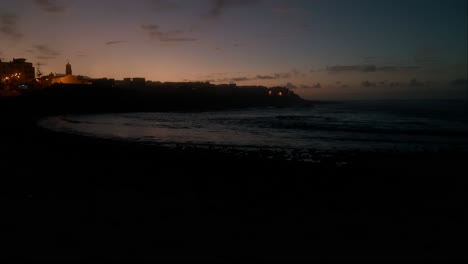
[{"x1": 66, "y1": 61, "x2": 72, "y2": 75}]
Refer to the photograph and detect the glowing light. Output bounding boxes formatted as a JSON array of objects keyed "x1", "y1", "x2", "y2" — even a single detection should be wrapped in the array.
[
  {"x1": 278, "y1": 92, "x2": 283, "y2": 96},
  {"x1": 268, "y1": 90, "x2": 272, "y2": 96}
]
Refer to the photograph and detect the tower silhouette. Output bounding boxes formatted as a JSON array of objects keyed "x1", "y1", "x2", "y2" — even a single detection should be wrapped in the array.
[{"x1": 66, "y1": 61, "x2": 72, "y2": 75}]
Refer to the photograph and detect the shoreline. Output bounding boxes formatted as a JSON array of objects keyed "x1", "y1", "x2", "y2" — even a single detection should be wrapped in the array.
[{"x1": 34, "y1": 111, "x2": 468, "y2": 168}]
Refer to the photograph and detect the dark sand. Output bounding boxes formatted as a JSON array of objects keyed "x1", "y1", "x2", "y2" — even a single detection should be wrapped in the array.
[{"x1": 1, "y1": 101, "x2": 467, "y2": 261}]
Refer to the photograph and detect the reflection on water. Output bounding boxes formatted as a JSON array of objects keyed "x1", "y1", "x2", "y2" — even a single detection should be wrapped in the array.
[{"x1": 39, "y1": 100, "x2": 468, "y2": 155}]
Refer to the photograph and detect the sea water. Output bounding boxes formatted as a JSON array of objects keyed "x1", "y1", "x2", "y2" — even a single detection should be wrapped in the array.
[{"x1": 39, "y1": 100, "x2": 468, "y2": 156}]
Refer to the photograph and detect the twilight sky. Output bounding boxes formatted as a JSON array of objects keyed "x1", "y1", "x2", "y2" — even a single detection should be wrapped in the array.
[{"x1": 1, "y1": 0, "x2": 467, "y2": 100}]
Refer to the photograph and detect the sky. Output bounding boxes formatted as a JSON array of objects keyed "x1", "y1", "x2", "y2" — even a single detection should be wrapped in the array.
[{"x1": 1, "y1": 0, "x2": 467, "y2": 100}]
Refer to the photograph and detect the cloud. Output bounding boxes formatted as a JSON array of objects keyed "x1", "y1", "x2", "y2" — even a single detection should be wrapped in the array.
[
  {"x1": 217, "y1": 70, "x2": 297, "y2": 83},
  {"x1": 150, "y1": 0, "x2": 179, "y2": 12},
  {"x1": 217, "y1": 76, "x2": 251, "y2": 83},
  {"x1": 327, "y1": 65, "x2": 376, "y2": 73},
  {"x1": 327, "y1": 65, "x2": 421, "y2": 74},
  {"x1": 0, "y1": 13, "x2": 23, "y2": 41},
  {"x1": 284, "y1": 82, "x2": 297, "y2": 89},
  {"x1": 203, "y1": 0, "x2": 259, "y2": 19},
  {"x1": 358, "y1": 78, "x2": 430, "y2": 88},
  {"x1": 33, "y1": 44, "x2": 60, "y2": 59},
  {"x1": 309, "y1": 68, "x2": 323, "y2": 73},
  {"x1": 34, "y1": 0, "x2": 67, "y2": 14},
  {"x1": 105, "y1": 40, "x2": 127, "y2": 46},
  {"x1": 231, "y1": 77, "x2": 250, "y2": 82},
  {"x1": 378, "y1": 66, "x2": 422, "y2": 72},
  {"x1": 361, "y1": 80, "x2": 403, "y2": 88},
  {"x1": 141, "y1": 24, "x2": 197, "y2": 42},
  {"x1": 255, "y1": 72, "x2": 292, "y2": 80},
  {"x1": 255, "y1": 75, "x2": 276, "y2": 80},
  {"x1": 275, "y1": 73, "x2": 292, "y2": 79},
  {"x1": 300, "y1": 83, "x2": 321, "y2": 89},
  {"x1": 160, "y1": 37, "x2": 198, "y2": 42}
]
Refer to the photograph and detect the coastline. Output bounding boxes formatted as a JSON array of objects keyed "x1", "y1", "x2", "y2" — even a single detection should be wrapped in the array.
[{"x1": 1, "y1": 101, "x2": 467, "y2": 261}]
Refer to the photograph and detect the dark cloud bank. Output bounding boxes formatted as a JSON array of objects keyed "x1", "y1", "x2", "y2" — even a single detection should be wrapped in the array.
[{"x1": 0, "y1": 13, "x2": 23, "y2": 41}]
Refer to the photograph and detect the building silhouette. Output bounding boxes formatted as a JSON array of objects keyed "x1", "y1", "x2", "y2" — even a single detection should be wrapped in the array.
[
  {"x1": 66, "y1": 61, "x2": 72, "y2": 75},
  {"x1": 51, "y1": 61, "x2": 90, "y2": 85},
  {"x1": 120, "y1": 77, "x2": 146, "y2": 87},
  {"x1": 0, "y1": 58, "x2": 36, "y2": 83}
]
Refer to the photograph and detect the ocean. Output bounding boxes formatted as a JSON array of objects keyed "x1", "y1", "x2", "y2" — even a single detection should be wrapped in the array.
[{"x1": 39, "y1": 100, "x2": 468, "y2": 160}]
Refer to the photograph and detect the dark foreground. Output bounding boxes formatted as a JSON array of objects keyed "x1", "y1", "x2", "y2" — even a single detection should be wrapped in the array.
[{"x1": 1, "y1": 109, "x2": 467, "y2": 261}]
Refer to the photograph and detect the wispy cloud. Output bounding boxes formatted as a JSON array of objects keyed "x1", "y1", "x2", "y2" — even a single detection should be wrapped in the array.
[
  {"x1": 34, "y1": 0, "x2": 67, "y2": 14},
  {"x1": 141, "y1": 24, "x2": 197, "y2": 42},
  {"x1": 255, "y1": 75, "x2": 276, "y2": 80},
  {"x1": 231, "y1": 77, "x2": 250, "y2": 82},
  {"x1": 105, "y1": 40, "x2": 127, "y2": 46},
  {"x1": 327, "y1": 65, "x2": 377, "y2": 73},
  {"x1": 203, "y1": 0, "x2": 259, "y2": 19},
  {"x1": 300, "y1": 83, "x2": 322, "y2": 89},
  {"x1": 218, "y1": 71, "x2": 295, "y2": 83},
  {"x1": 0, "y1": 13, "x2": 23, "y2": 41},
  {"x1": 284, "y1": 82, "x2": 297, "y2": 89},
  {"x1": 327, "y1": 64, "x2": 422, "y2": 74},
  {"x1": 378, "y1": 66, "x2": 422, "y2": 72},
  {"x1": 361, "y1": 80, "x2": 415, "y2": 88},
  {"x1": 255, "y1": 72, "x2": 292, "y2": 80},
  {"x1": 33, "y1": 44, "x2": 61, "y2": 59}
]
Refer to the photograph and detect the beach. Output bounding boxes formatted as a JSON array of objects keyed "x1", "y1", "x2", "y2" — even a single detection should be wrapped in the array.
[
  {"x1": 1, "y1": 0, "x2": 466, "y2": 259},
  {"x1": 1, "y1": 99, "x2": 467, "y2": 261}
]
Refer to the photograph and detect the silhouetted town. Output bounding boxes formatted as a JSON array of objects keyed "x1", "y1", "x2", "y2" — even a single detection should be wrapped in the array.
[{"x1": 0, "y1": 57, "x2": 307, "y2": 113}]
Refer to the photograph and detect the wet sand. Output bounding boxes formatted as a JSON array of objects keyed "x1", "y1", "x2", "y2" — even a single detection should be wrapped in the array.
[{"x1": 1, "y1": 104, "x2": 467, "y2": 261}]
